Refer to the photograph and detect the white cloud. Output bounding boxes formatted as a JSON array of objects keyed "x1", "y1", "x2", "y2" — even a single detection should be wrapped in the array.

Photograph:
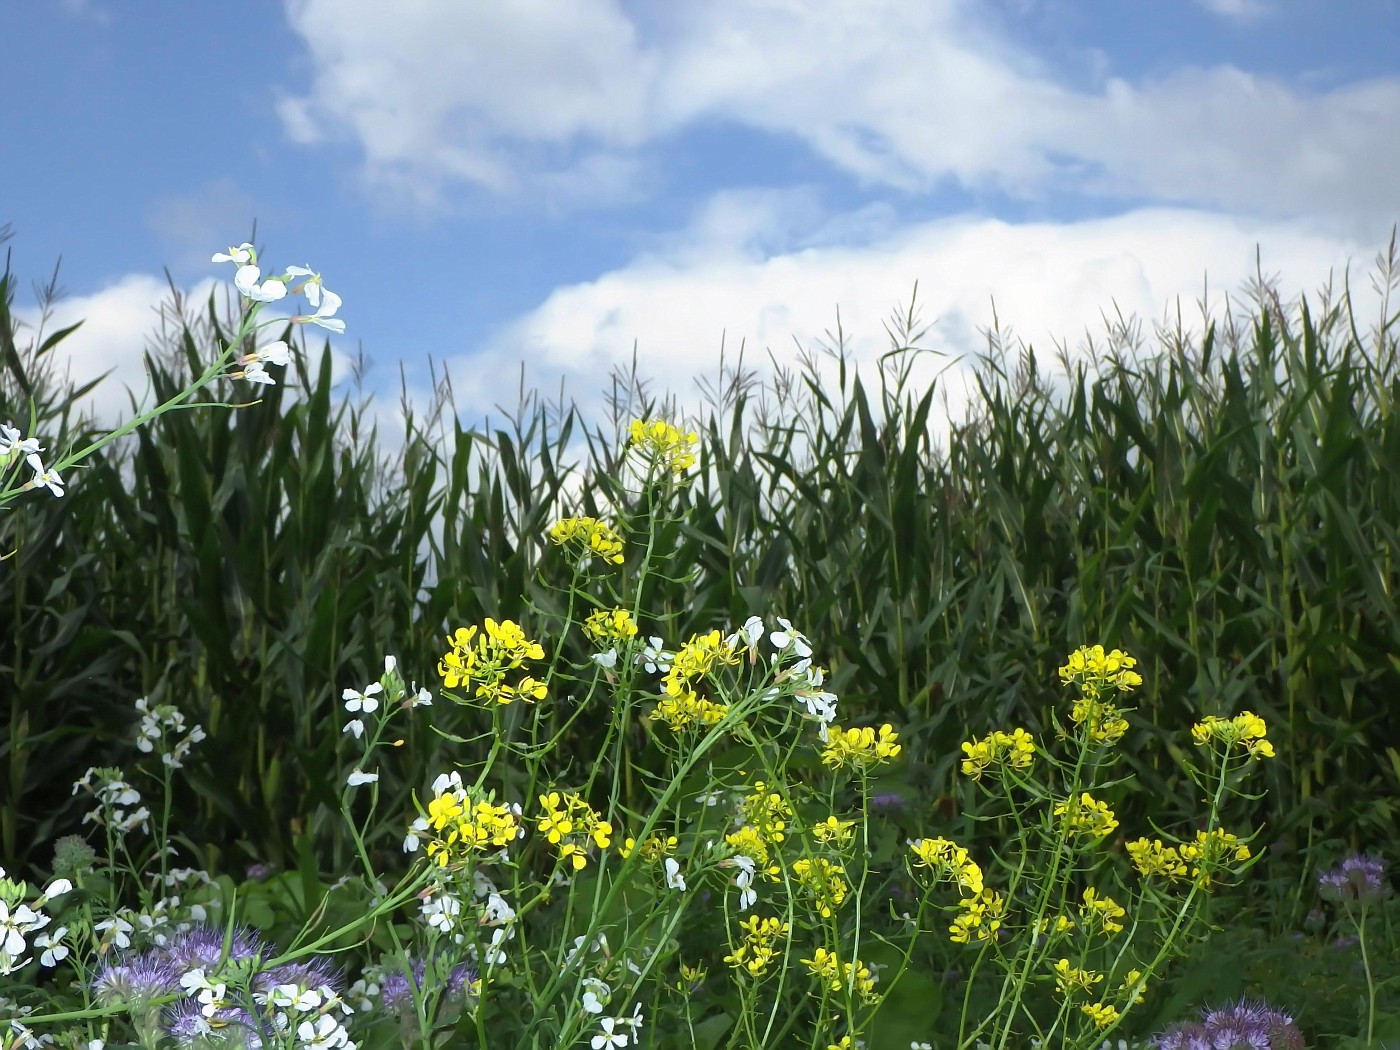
[
  {"x1": 1194, "y1": 0, "x2": 1271, "y2": 21},
  {"x1": 450, "y1": 202, "x2": 1375, "y2": 437},
  {"x1": 277, "y1": 0, "x2": 1400, "y2": 232}
]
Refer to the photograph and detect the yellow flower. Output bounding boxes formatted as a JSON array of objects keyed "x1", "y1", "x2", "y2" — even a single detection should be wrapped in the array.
[
  {"x1": 960, "y1": 727, "x2": 1037, "y2": 779},
  {"x1": 1127, "y1": 838, "x2": 1187, "y2": 880},
  {"x1": 583, "y1": 607, "x2": 639, "y2": 644},
  {"x1": 1054, "y1": 792, "x2": 1119, "y2": 838},
  {"x1": 618, "y1": 833, "x2": 678, "y2": 862},
  {"x1": 548, "y1": 516, "x2": 625, "y2": 564},
  {"x1": 723, "y1": 914, "x2": 788, "y2": 977},
  {"x1": 792, "y1": 857, "x2": 849, "y2": 918},
  {"x1": 420, "y1": 790, "x2": 520, "y2": 867},
  {"x1": 535, "y1": 791, "x2": 612, "y2": 871},
  {"x1": 811, "y1": 816, "x2": 856, "y2": 845},
  {"x1": 737, "y1": 782, "x2": 793, "y2": 844},
  {"x1": 1121, "y1": 969, "x2": 1147, "y2": 1004},
  {"x1": 821, "y1": 724, "x2": 902, "y2": 770},
  {"x1": 948, "y1": 889, "x2": 1006, "y2": 944},
  {"x1": 438, "y1": 619, "x2": 547, "y2": 706},
  {"x1": 1059, "y1": 645, "x2": 1142, "y2": 692},
  {"x1": 1052, "y1": 958, "x2": 1103, "y2": 998},
  {"x1": 628, "y1": 418, "x2": 700, "y2": 477},
  {"x1": 1079, "y1": 887, "x2": 1126, "y2": 935},
  {"x1": 649, "y1": 686, "x2": 730, "y2": 732},
  {"x1": 1081, "y1": 1002, "x2": 1121, "y2": 1029},
  {"x1": 1179, "y1": 828, "x2": 1252, "y2": 888},
  {"x1": 800, "y1": 947, "x2": 878, "y2": 1002},
  {"x1": 1191, "y1": 711, "x2": 1275, "y2": 759},
  {"x1": 909, "y1": 837, "x2": 984, "y2": 896}
]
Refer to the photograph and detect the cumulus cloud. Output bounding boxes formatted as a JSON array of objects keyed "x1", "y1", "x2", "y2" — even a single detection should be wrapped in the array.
[
  {"x1": 448, "y1": 201, "x2": 1375, "y2": 436},
  {"x1": 277, "y1": 0, "x2": 1400, "y2": 232}
]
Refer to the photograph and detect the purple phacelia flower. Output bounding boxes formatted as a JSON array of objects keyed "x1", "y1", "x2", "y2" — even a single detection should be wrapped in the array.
[
  {"x1": 869, "y1": 792, "x2": 905, "y2": 811},
  {"x1": 159, "y1": 924, "x2": 267, "y2": 974},
  {"x1": 1153, "y1": 998, "x2": 1303, "y2": 1050},
  {"x1": 380, "y1": 957, "x2": 478, "y2": 1014},
  {"x1": 1318, "y1": 853, "x2": 1390, "y2": 905},
  {"x1": 93, "y1": 953, "x2": 181, "y2": 1004}
]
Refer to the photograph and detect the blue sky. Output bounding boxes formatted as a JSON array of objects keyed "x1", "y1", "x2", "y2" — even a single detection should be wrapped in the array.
[{"x1": 4, "y1": 0, "x2": 1399, "y2": 429}]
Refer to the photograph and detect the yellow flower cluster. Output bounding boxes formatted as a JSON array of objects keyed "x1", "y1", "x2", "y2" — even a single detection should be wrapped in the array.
[
  {"x1": 1082, "y1": 1002, "x2": 1121, "y2": 1030},
  {"x1": 820, "y1": 723, "x2": 902, "y2": 771},
  {"x1": 801, "y1": 947, "x2": 879, "y2": 1003},
  {"x1": 1054, "y1": 792, "x2": 1120, "y2": 839},
  {"x1": 723, "y1": 914, "x2": 788, "y2": 977},
  {"x1": 1079, "y1": 887, "x2": 1126, "y2": 936},
  {"x1": 1126, "y1": 837, "x2": 1188, "y2": 880},
  {"x1": 650, "y1": 687, "x2": 730, "y2": 731},
  {"x1": 1058, "y1": 645, "x2": 1143, "y2": 692},
  {"x1": 423, "y1": 791, "x2": 520, "y2": 867},
  {"x1": 792, "y1": 857, "x2": 850, "y2": 919},
  {"x1": 618, "y1": 832, "x2": 677, "y2": 862},
  {"x1": 1128, "y1": 829, "x2": 1251, "y2": 888},
  {"x1": 1053, "y1": 958, "x2": 1103, "y2": 997},
  {"x1": 1191, "y1": 711, "x2": 1275, "y2": 759},
  {"x1": 948, "y1": 889, "x2": 1006, "y2": 944},
  {"x1": 811, "y1": 816, "x2": 856, "y2": 846},
  {"x1": 583, "y1": 607, "x2": 639, "y2": 644},
  {"x1": 628, "y1": 418, "x2": 700, "y2": 477},
  {"x1": 1060, "y1": 645, "x2": 1139, "y2": 746},
  {"x1": 438, "y1": 619, "x2": 547, "y2": 706},
  {"x1": 736, "y1": 781, "x2": 792, "y2": 844},
  {"x1": 664, "y1": 630, "x2": 741, "y2": 691},
  {"x1": 548, "y1": 516, "x2": 625, "y2": 565},
  {"x1": 909, "y1": 837, "x2": 984, "y2": 895},
  {"x1": 724, "y1": 825, "x2": 781, "y2": 874},
  {"x1": 536, "y1": 791, "x2": 613, "y2": 871},
  {"x1": 959, "y1": 727, "x2": 1036, "y2": 779}
]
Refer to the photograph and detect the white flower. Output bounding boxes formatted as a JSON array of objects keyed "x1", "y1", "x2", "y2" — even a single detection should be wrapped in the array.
[
  {"x1": 591, "y1": 648, "x2": 618, "y2": 669},
  {"x1": 284, "y1": 266, "x2": 346, "y2": 333},
  {"x1": 481, "y1": 893, "x2": 515, "y2": 925},
  {"x1": 0, "y1": 900, "x2": 45, "y2": 974},
  {"x1": 270, "y1": 984, "x2": 321, "y2": 1011},
  {"x1": 238, "y1": 360, "x2": 276, "y2": 385},
  {"x1": 234, "y1": 264, "x2": 288, "y2": 303},
  {"x1": 408, "y1": 687, "x2": 432, "y2": 707},
  {"x1": 25, "y1": 454, "x2": 64, "y2": 497},
  {"x1": 297, "y1": 1014, "x2": 349, "y2": 1050},
  {"x1": 638, "y1": 637, "x2": 673, "y2": 674},
  {"x1": 343, "y1": 719, "x2": 365, "y2": 740},
  {"x1": 343, "y1": 683, "x2": 381, "y2": 715},
  {"x1": 769, "y1": 617, "x2": 812, "y2": 659},
  {"x1": 663, "y1": 857, "x2": 686, "y2": 891},
  {"x1": 732, "y1": 855, "x2": 757, "y2": 911},
  {"x1": 346, "y1": 768, "x2": 378, "y2": 787},
  {"x1": 591, "y1": 1017, "x2": 629, "y2": 1049},
  {"x1": 94, "y1": 915, "x2": 133, "y2": 951},
  {"x1": 34, "y1": 927, "x2": 68, "y2": 967},
  {"x1": 211, "y1": 243, "x2": 255, "y2": 265},
  {"x1": 40, "y1": 879, "x2": 72, "y2": 901},
  {"x1": 695, "y1": 790, "x2": 725, "y2": 807},
  {"x1": 736, "y1": 615, "x2": 764, "y2": 648},
  {"x1": 581, "y1": 977, "x2": 610, "y2": 1014}
]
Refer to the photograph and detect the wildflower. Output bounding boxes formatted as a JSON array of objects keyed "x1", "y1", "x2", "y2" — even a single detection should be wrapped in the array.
[
  {"x1": 618, "y1": 833, "x2": 678, "y2": 862},
  {"x1": 792, "y1": 857, "x2": 849, "y2": 918},
  {"x1": 211, "y1": 243, "x2": 254, "y2": 265},
  {"x1": 820, "y1": 723, "x2": 902, "y2": 771},
  {"x1": 737, "y1": 782, "x2": 793, "y2": 845},
  {"x1": 581, "y1": 976, "x2": 611, "y2": 1014},
  {"x1": 1052, "y1": 958, "x2": 1103, "y2": 998},
  {"x1": 650, "y1": 687, "x2": 729, "y2": 731},
  {"x1": 233, "y1": 263, "x2": 288, "y2": 303},
  {"x1": 343, "y1": 682, "x2": 382, "y2": 715},
  {"x1": 584, "y1": 608, "x2": 639, "y2": 644},
  {"x1": 1079, "y1": 887, "x2": 1126, "y2": 935},
  {"x1": 1082, "y1": 1002, "x2": 1121, "y2": 1029},
  {"x1": 549, "y1": 516, "x2": 626, "y2": 565},
  {"x1": 1059, "y1": 645, "x2": 1142, "y2": 693},
  {"x1": 638, "y1": 637, "x2": 673, "y2": 674},
  {"x1": 438, "y1": 619, "x2": 547, "y2": 706},
  {"x1": 1151, "y1": 997, "x2": 1303, "y2": 1050},
  {"x1": 800, "y1": 947, "x2": 878, "y2": 1002},
  {"x1": 1191, "y1": 711, "x2": 1276, "y2": 760},
  {"x1": 33, "y1": 927, "x2": 68, "y2": 967},
  {"x1": 1054, "y1": 792, "x2": 1119, "y2": 839},
  {"x1": 948, "y1": 889, "x2": 1006, "y2": 944},
  {"x1": 723, "y1": 914, "x2": 788, "y2": 977},
  {"x1": 729, "y1": 855, "x2": 758, "y2": 910},
  {"x1": 421, "y1": 784, "x2": 520, "y2": 867},
  {"x1": 1318, "y1": 853, "x2": 1390, "y2": 905},
  {"x1": 664, "y1": 630, "x2": 741, "y2": 692},
  {"x1": 959, "y1": 727, "x2": 1036, "y2": 779},
  {"x1": 628, "y1": 418, "x2": 699, "y2": 477},
  {"x1": 346, "y1": 768, "x2": 378, "y2": 787},
  {"x1": 21, "y1": 453, "x2": 64, "y2": 498},
  {"x1": 1178, "y1": 828, "x2": 1251, "y2": 889},
  {"x1": 0, "y1": 899, "x2": 48, "y2": 975},
  {"x1": 811, "y1": 816, "x2": 856, "y2": 846},
  {"x1": 284, "y1": 266, "x2": 346, "y2": 333},
  {"x1": 1127, "y1": 838, "x2": 1188, "y2": 880},
  {"x1": 591, "y1": 1016, "x2": 630, "y2": 1049},
  {"x1": 908, "y1": 837, "x2": 984, "y2": 896},
  {"x1": 536, "y1": 792, "x2": 612, "y2": 871}
]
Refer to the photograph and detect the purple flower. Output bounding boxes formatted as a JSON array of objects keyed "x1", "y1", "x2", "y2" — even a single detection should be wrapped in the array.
[
  {"x1": 255, "y1": 956, "x2": 343, "y2": 996},
  {"x1": 159, "y1": 924, "x2": 267, "y2": 974},
  {"x1": 869, "y1": 792, "x2": 906, "y2": 811},
  {"x1": 1153, "y1": 998, "x2": 1303, "y2": 1050},
  {"x1": 380, "y1": 957, "x2": 478, "y2": 1014},
  {"x1": 1318, "y1": 853, "x2": 1390, "y2": 905},
  {"x1": 93, "y1": 954, "x2": 181, "y2": 1004}
]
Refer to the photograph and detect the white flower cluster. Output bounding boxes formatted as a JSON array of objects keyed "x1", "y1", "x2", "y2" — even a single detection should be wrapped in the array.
[
  {"x1": 0, "y1": 867, "x2": 73, "y2": 976},
  {"x1": 728, "y1": 615, "x2": 839, "y2": 739},
  {"x1": 211, "y1": 242, "x2": 345, "y2": 388},
  {"x1": 72, "y1": 767, "x2": 150, "y2": 834},
  {"x1": 179, "y1": 967, "x2": 357, "y2": 1049},
  {"x1": 133, "y1": 697, "x2": 207, "y2": 769},
  {"x1": 0, "y1": 423, "x2": 63, "y2": 499}
]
